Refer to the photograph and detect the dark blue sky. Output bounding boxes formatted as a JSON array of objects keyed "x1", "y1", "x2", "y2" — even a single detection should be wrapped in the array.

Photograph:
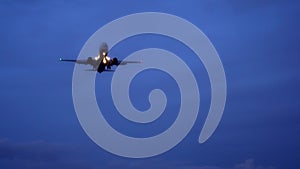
[{"x1": 1, "y1": 1, "x2": 300, "y2": 169}]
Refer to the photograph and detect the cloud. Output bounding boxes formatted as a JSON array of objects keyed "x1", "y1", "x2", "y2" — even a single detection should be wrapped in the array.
[
  {"x1": 104, "y1": 158, "x2": 277, "y2": 169},
  {"x1": 0, "y1": 138, "x2": 91, "y2": 169},
  {"x1": 0, "y1": 138, "x2": 279, "y2": 169},
  {"x1": 108, "y1": 159, "x2": 276, "y2": 169},
  {"x1": 160, "y1": 159, "x2": 276, "y2": 169},
  {"x1": 234, "y1": 159, "x2": 276, "y2": 169},
  {"x1": 104, "y1": 158, "x2": 224, "y2": 169}
]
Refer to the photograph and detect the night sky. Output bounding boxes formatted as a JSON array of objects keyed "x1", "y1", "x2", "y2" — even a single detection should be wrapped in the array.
[{"x1": 1, "y1": 1, "x2": 300, "y2": 169}]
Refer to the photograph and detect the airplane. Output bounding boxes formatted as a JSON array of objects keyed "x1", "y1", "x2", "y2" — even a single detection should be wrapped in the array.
[{"x1": 60, "y1": 42, "x2": 140, "y2": 73}]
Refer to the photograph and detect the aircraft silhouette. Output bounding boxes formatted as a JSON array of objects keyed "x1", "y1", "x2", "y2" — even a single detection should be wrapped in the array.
[{"x1": 60, "y1": 42, "x2": 140, "y2": 73}]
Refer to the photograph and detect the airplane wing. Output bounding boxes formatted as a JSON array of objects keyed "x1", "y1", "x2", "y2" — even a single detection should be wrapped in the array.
[
  {"x1": 111, "y1": 57, "x2": 141, "y2": 66},
  {"x1": 60, "y1": 56, "x2": 104, "y2": 73},
  {"x1": 118, "y1": 60, "x2": 141, "y2": 65},
  {"x1": 59, "y1": 58, "x2": 89, "y2": 64},
  {"x1": 84, "y1": 69, "x2": 114, "y2": 72}
]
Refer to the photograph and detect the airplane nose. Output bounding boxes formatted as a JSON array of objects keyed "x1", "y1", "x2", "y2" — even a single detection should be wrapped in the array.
[{"x1": 112, "y1": 57, "x2": 118, "y2": 65}]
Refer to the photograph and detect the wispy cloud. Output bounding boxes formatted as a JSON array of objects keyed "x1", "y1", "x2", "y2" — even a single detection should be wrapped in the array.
[
  {"x1": 0, "y1": 138, "x2": 278, "y2": 169},
  {"x1": 234, "y1": 159, "x2": 276, "y2": 169},
  {"x1": 103, "y1": 157, "x2": 276, "y2": 169},
  {"x1": 0, "y1": 138, "x2": 92, "y2": 169}
]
